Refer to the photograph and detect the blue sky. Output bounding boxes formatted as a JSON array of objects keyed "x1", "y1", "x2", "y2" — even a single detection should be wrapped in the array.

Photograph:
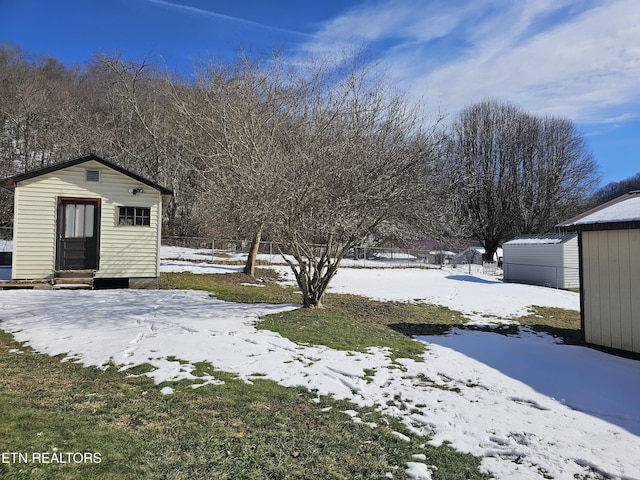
[{"x1": 1, "y1": 0, "x2": 639, "y2": 187}]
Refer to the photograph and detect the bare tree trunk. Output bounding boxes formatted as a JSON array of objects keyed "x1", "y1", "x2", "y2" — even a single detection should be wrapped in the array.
[
  {"x1": 289, "y1": 258, "x2": 339, "y2": 309},
  {"x1": 243, "y1": 226, "x2": 262, "y2": 277}
]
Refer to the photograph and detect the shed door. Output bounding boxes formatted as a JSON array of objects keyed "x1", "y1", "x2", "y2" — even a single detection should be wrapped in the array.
[{"x1": 56, "y1": 199, "x2": 100, "y2": 270}]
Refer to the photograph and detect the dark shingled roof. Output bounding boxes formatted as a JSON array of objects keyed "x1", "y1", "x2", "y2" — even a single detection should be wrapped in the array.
[{"x1": 0, "y1": 153, "x2": 173, "y2": 195}]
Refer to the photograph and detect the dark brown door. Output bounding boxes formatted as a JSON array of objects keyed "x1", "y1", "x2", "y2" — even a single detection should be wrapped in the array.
[{"x1": 56, "y1": 199, "x2": 100, "y2": 270}]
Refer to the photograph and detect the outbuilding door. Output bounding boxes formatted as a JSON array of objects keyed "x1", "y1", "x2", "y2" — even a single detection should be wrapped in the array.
[{"x1": 56, "y1": 198, "x2": 100, "y2": 270}]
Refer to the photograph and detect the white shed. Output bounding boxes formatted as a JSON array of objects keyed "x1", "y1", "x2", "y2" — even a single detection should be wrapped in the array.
[
  {"x1": 452, "y1": 246, "x2": 502, "y2": 265},
  {"x1": 557, "y1": 191, "x2": 640, "y2": 355},
  {"x1": 502, "y1": 233, "x2": 579, "y2": 289},
  {"x1": 0, "y1": 154, "x2": 172, "y2": 288}
]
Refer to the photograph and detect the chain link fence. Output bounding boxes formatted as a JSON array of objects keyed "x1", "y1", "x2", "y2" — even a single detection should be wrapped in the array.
[
  {"x1": 161, "y1": 236, "x2": 457, "y2": 269},
  {"x1": 0, "y1": 230, "x2": 497, "y2": 272}
]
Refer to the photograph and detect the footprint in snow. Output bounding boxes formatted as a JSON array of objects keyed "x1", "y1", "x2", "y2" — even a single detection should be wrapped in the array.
[
  {"x1": 129, "y1": 333, "x2": 144, "y2": 344},
  {"x1": 509, "y1": 396, "x2": 550, "y2": 411}
]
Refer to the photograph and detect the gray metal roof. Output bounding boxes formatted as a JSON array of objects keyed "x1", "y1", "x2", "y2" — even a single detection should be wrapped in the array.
[{"x1": 504, "y1": 233, "x2": 577, "y2": 245}]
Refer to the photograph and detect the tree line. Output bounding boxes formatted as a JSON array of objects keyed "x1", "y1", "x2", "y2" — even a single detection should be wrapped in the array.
[
  {"x1": 591, "y1": 172, "x2": 640, "y2": 205},
  {"x1": 0, "y1": 43, "x2": 604, "y2": 306}
]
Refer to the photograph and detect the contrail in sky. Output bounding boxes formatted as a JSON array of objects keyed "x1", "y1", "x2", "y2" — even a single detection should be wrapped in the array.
[{"x1": 144, "y1": 0, "x2": 314, "y2": 38}]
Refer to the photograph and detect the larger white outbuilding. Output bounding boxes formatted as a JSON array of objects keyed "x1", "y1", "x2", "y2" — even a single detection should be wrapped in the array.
[{"x1": 502, "y1": 233, "x2": 579, "y2": 289}]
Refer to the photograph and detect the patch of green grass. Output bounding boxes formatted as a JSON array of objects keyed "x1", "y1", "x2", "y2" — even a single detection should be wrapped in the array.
[
  {"x1": 166, "y1": 355, "x2": 189, "y2": 364},
  {"x1": 516, "y1": 305, "x2": 582, "y2": 344},
  {"x1": 160, "y1": 272, "x2": 469, "y2": 361},
  {"x1": 191, "y1": 361, "x2": 217, "y2": 377},
  {"x1": 257, "y1": 293, "x2": 468, "y2": 362},
  {"x1": 258, "y1": 306, "x2": 426, "y2": 362},
  {"x1": 518, "y1": 305, "x2": 581, "y2": 329},
  {"x1": 159, "y1": 271, "x2": 299, "y2": 304},
  {"x1": 326, "y1": 294, "x2": 467, "y2": 334},
  {"x1": 123, "y1": 363, "x2": 157, "y2": 375},
  {"x1": 363, "y1": 368, "x2": 376, "y2": 384},
  {"x1": 0, "y1": 331, "x2": 489, "y2": 479}
]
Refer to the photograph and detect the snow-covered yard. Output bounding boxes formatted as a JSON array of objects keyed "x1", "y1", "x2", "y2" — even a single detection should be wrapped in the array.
[{"x1": 1, "y1": 246, "x2": 639, "y2": 479}]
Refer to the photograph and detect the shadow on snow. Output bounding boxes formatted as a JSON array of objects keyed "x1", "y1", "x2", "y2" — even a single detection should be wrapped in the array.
[{"x1": 406, "y1": 325, "x2": 640, "y2": 436}]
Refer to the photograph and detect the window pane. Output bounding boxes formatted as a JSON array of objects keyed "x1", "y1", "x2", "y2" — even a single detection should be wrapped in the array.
[
  {"x1": 65, "y1": 205, "x2": 75, "y2": 237},
  {"x1": 85, "y1": 205, "x2": 94, "y2": 237},
  {"x1": 75, "y1": 205, "x2": 85, "y2": 237},
  {"x1": 135, "y1": 208, "x2": 150, "y2": 226},
  {"x1": 119, "y1": 207, "x2": 134, "y2": 225}
]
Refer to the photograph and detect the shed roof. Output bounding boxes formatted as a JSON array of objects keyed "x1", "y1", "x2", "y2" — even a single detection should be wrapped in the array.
[
  {"x1": 556, "y1": 191, "x2": 640, "y2": 231},
  {"x1": 0, "y1": 154, "x2": 173, "y2": 195},
  {"x1": 504, "y1": 233, "x2": 577, "y2": 245}
]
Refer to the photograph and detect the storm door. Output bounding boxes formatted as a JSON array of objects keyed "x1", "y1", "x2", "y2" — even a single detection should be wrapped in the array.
[{"x1": 56, "y1": 198, "x2": 100, "y2": 270}]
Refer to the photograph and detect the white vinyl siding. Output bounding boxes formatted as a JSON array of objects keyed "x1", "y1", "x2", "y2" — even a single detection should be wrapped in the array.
[
  {"x1": 581, "y1": 229, "x2": 640, "y2": 354},
  {"x1": 12, "y1": 160, "x2": 161, "y2": 281},
  {"x1": 502, "y1": 236, "x2": 579, "y2": 289},
  {"x1": 11, "y1": 180, "x2": 58, "y2": 279}
]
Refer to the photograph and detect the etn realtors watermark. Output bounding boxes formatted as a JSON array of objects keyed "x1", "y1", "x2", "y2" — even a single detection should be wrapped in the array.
[{"x1": 1, "y1": 449, "x2": 101, "y2": 464}]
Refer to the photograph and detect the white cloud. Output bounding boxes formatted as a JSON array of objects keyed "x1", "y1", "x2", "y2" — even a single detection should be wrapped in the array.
[
  {"x1": 303, "y1": 0, "x2": 640, "y2": 124},
  {"x1": 315, "y1": 0, "x2": 468, "y2": 44}
]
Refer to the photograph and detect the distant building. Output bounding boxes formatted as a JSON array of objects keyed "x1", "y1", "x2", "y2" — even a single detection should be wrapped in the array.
[
  {"x1": 557, "y1": 191, "x2": 640, "y2": 355},
  {"x1": 395, "y1": 239, "x2": 455, "y2": 264},
  {"x1": 453, "y1": 246, "x2": 502, "y2": 266},
  {"x1": 502, "y1": 233, "x2": 579, "y2": 289}
]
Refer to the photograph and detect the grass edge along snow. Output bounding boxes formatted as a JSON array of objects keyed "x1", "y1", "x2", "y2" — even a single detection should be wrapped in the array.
[
  {"x1": 0, "y1": 330, "x2": 489, "y2": 479},
  {"x1": 161, "y1": 271, "x2": 581, "y2": 353}
]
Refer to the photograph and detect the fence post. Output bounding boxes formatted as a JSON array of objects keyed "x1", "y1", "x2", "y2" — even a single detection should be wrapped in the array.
[{"x1": 212, "y1": 239, "x2": 215, "y2": 262}]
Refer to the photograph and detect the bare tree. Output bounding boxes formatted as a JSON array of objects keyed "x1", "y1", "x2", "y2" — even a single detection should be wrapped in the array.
[
  {"x1": 263, "y1": 52, "x2": 442, "y2": 307},
  {"x1": 445, "y1": 99, "x2": 598, "y2": 260},
  {"x1": 94, "y1": 55, "x2": 198, "y2": 235},
  {"x1": 172, "y1": 48, "x2": 442, "y2": 306},
  {"x1": 171, "y1": 51, "x2": 303, "y2": 276}
]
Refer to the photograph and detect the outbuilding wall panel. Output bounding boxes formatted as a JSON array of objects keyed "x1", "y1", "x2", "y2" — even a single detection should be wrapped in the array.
[
  {"x1": 582, "y1": 229, "x2": 640, "y2": 353},
  {"x1": 12, "y1": 181, "x2": 58, "y2": 278},
  {"x1": 630, "y1": 230, "x2": 640, "y2": 352}
]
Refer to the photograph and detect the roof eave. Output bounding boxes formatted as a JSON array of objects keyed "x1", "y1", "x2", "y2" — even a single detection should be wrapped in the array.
[
  {"x1": 556, "y1": 191, "x2": 640, "y2": 229},
  {"x1": 0, "y1": 154, "x2": 173, "y2": 196}
]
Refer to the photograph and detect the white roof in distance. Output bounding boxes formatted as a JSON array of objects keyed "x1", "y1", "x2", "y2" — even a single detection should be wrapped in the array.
[{"x1": 504, "y1": 233, "x2": 577, "y2": 245}]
